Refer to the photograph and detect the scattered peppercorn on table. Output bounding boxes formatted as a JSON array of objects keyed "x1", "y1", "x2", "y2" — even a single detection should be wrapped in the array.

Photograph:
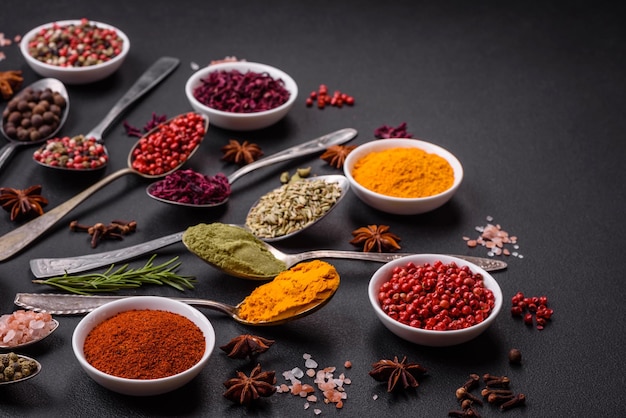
[{"x1": 0, "y1": 1, "x2": 624, "y2": 417}]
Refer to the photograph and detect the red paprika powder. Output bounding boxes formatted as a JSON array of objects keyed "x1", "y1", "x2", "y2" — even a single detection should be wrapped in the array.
[{"x1": 83, "y1": 309, "x2": 205, "y2": 379}]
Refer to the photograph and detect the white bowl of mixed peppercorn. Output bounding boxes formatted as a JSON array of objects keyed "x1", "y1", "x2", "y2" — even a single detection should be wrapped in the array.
[
  {"x1": 368, "y1": 254, "x2": 502, "y2": 346},
  {"x1": 72, "y1": 296, "x2": 216, "y2": 396},
  {"x1": 185, "y1": 61, "x2": 298, "y2": 131},
  {"x1": 343, "y1": 138, "x2": 463, "y2": 215},
  {"x1": 20, "y1": 18, "x2": 130, "y2": 84}
]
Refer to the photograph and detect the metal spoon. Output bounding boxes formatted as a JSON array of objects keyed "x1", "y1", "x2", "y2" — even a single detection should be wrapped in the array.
[
  {"x1": 14, "y1": 292, "x2": 337, "y2": 326},
  {"x1": 0, "y1": 353, "x2": 42, "y2": 385},
  {"x1": 0, "y1": 318, "x2": 59, "y2": 350},
  {"x1": 145, "y1": 127, "x2": 357, "y2": 207},
  {"x1": 0, "y1": 113, "x2": 208, "y2": 262},
  {"x1": 32, "y1": 56, "x2": 179, "y2": 171},
  {"x1": 29, "y1": 213, "x2": 508, "y2": 279},
  {"x1": 0, "y1": 78, "x2": 69, "y2": 173}
]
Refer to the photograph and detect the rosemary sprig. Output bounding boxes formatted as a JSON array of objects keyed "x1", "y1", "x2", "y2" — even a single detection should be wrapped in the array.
[{"x1": 32, "y1": 255, "x2": 196, "y2": 295}]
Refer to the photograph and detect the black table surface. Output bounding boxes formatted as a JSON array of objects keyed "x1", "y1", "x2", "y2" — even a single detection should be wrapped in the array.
[{"x1": 1, "y1": 1, "x2": 624, "y2": 417}]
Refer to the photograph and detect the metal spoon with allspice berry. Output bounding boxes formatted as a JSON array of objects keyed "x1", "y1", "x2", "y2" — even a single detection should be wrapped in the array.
[
  {"x1": 0, "y1": 112, "x2": 209, "y2": 262},
  {"x1": 14, "y1": 292, "x2": 337, "y2": 326}
]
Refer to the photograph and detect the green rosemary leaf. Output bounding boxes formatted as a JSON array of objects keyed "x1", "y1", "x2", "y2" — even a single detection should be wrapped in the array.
[{"x1": 32, "y1": 255, "x2": 196, "y2": 295}]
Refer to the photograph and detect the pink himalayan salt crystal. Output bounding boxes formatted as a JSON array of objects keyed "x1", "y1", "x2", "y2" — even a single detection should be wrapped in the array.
[{"x1": 0, "y1": 310, "x2": 55, "y2": 347}]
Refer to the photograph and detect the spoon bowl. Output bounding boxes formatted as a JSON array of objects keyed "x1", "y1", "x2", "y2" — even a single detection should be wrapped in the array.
[
  {"x1": 0, "y1": 354, "x2": 42, "y2": 386},
  {"x1": 0, "y1": 112, "x2": 208, "y2": 262},
  {"x1": 0, "y1": 78, "x2": 69, "y2": 173},
  {"x1": 0, "y1": 318, "x2": 59, "y2": 350},
  {"x1": 32, "y1": 56, "x2": 179, "y2": 172}
]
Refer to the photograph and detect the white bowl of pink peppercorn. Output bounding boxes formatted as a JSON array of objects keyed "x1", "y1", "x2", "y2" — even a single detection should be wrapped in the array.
[
  {"x1": 368, "y1": 254, "x2": 502, "y2": 347},
  {"x1": 20, "y1": 19, "x2": 130, "y2": 84},
  {"x1": 185, "y1": 61, "x2": 298, "y2": 131},
  {"x1": 343, "y1": 138, "x2": 463, "y2": 215}
]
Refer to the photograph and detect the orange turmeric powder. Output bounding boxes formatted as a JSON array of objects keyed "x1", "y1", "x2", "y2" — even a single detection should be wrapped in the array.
[
  {"x1": 351, "y1": 147, "x2": 454, "y2": 198},
  {"x1": 237, "y1": 260, "x2": 340, "y2": 323}
]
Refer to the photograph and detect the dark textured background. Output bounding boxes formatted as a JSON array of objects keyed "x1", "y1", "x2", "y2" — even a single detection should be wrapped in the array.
[{"x1": 0, "y1": 1, "x2": 624, "y2": 416}]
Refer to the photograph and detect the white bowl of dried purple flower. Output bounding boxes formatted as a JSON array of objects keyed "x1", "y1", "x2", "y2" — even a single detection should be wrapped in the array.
[
  {"x1": 20, "y1": 19, "x2": 130, "y2": 85},
  {"x1": 185, "y1": 61, "x2": 298, "y2": 131}
]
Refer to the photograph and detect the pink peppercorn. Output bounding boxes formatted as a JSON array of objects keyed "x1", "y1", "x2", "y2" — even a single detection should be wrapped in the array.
[
  {"x1": 377, "y1": 261, "x2": 496, "y2": 331},
  {"x1": 131, "y1": 112, "x2": 205, "y2": 176}
]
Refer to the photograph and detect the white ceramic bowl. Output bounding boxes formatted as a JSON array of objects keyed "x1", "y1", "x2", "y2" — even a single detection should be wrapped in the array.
[
  {"x1": 72, "y1": 296, "x2": 216, "y2": 396},
  {"x1": 368, "y1": 254, "x2": 502, "y2": 347},
  {"x1": 185, "y1": 61, "x2": 298, "y2": 131},
  {"x1": 20, "y1": 19, "x2": 130, "y2": 84},
  {"x1": 343, "y1": 138, "x2": 463, "y2": 215}
]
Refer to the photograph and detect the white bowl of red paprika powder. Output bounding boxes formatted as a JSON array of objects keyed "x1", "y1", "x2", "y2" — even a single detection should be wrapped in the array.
[
  {"x1": 368, "y1": 254, "x2": 502, "y2": 347},
  {"x1": 72, "y1": 296, "x2": 216, "y2": 396},
  {"x1": 185, "y1": 61, "x2": 298, "y2": 131},
  {"x1": 20, "y1": 19, "x2": 130, "y2": 85},
  {"x1": 343, "y1": 138, "x2": 463, "y2": 215}
]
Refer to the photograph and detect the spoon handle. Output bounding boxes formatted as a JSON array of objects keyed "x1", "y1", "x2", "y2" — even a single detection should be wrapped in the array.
[
  {"x1": 30, "y1": 230, "x2": 184, "y2": 278},
  {"x1": 282, "y1": 250, "x2": 508, "y2": 272},
  {"x1": 227, "y1": 128, "x2": 357, "y2": 184},
  {"x1": 85, "y1": 56, "x2": 180, "y2": 140},
  {"x1": 14, "y1": 293, "x2": 239, "y2": 318},
  {"x1": 0, "y1": 168, "x2": 135, "y2": 262},
  {"x1": 0, "y1": 141, "x2": 20, "y2": 173}
]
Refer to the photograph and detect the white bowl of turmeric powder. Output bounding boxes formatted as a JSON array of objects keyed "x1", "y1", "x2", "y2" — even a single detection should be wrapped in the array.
[{"x1": 343, "y1": 138, "x2": 463, "y2": 215}]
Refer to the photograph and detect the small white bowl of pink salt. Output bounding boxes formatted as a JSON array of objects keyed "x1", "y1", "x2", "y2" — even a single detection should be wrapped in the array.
[
  {"x1": 185, "y1": 61, "x2": 298, "y2": 131},
  {"x1": 72, "y1": 296, "x2": 216, "y2": 396},
  {"x1": 0, "y1": 310, "x2": 58, "y2": 349},
  {"x1": 343, "y1": 138, "x2": 463, "y2": 215},
  {"x1": 368, "y1": 254, "x2": 502, "y2": 347}
]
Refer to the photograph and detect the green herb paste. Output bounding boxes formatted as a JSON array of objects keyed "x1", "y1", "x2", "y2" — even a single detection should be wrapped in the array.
[{"x1": 182, "y1": 223, "x2": 287, "y2": 278}]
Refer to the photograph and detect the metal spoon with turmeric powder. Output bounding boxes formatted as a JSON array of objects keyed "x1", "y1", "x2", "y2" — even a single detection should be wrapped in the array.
[{"x1": 14, "y1": 290, "x2": 338, "y2": 326}]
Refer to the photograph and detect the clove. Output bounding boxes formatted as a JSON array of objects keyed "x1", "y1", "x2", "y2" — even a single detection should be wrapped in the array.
[
  {"x1": 455, "y1": 387, "x2": 483, "y2": 406},
  {"x1": 482, "y1": 373, "x2": 510, "y2": 388},
  {"x1": 499, "y1": 393, "x2": 526, "y2": 411},
  {"x1": 462, "y1": 373, "x2": 480, "y2": 391},
  {"x1": 70, "y1": 219, "x2": 138, "y2": 248}
]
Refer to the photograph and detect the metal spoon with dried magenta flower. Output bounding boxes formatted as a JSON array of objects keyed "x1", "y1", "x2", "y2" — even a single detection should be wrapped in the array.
[
  {"x1": 0, "y1": 112, "x2": 208, "y2": 262},
  {"x1": 32, "y1": 56, "x2": 179, "y2": 171},
  {"x1": 145, "y1": 127, "x2": 358, "y2": 208}
]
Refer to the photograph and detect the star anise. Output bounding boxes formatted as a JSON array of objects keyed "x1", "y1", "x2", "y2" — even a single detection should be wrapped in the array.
[
  {"x1": 350, "y1": 224, "x2": 401, "y2": 253},
  {"x1": 0, "y1": 70, "x2": 24, "y2": 100},
  {"x1": 369, "y1": 355, "x2": 427, "y2": 392},
  {"x1": 220, "y1": 334, "x2": 275, "y2": 359},
  {"x1": 320, "y1": 144, "x2": 357, "y2": 169},
  {"x1": 223, "y1": 363, "x2": 277, "y2": 406},
  {"x1": 221, "y1": 139, "x2": 263, "y2": 165},
  {"x1": 0, "y1": 185, "x2": 48, "y2": 221}
]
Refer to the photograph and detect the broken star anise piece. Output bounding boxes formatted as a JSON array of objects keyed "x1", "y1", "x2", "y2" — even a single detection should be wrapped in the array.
[
  {"x1": 0, "y1": 185, "x2": 48, "y2": 221},
  {"x1": 223, "y1": 363, "x2": 277, "y2": 406},
  {"x1": 220, "y1": 334, "x2": 275, "y2": 359},
  {"x1": 221, "y1": 139, "x2": 264, "y2": 165},
  {"x1": 369, "y1": 355, "x2": 427, "y2": 392},
  {"x1": 320, "y1": 144, "x2": 357, "y2": 169},
  {"x1": 350, "y1": 224, "x2": 401, "y2": 253}
]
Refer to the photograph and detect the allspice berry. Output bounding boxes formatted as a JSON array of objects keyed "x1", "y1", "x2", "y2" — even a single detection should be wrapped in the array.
[{"x1": 508, "y1": 348, "x2": 522, "y2": 364}]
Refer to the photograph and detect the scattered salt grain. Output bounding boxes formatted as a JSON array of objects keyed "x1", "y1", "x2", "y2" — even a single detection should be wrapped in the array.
[
  {"x1": 305, "y1": 358, "x2": 318, "y2": 369},
  {"x1": 464, "y1": 216, "x2": 523, "y2": 258},
  {"x1": 372, "y1": 394, "x2": 379, "y2": 400}
]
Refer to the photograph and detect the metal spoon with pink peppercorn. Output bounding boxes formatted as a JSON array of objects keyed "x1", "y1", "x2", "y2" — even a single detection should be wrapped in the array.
[{"x1": 32, "y1": 56, "x2": 179, "y2": 171}]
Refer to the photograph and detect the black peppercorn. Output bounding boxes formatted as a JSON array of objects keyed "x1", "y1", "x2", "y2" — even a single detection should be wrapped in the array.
[{"x1": 508, "y1": 348, "x2": 522, "y2": 364}]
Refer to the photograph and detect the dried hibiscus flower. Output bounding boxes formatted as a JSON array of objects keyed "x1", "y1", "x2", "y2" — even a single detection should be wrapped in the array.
[
  {"x1": 320, "y1": 144, "x2": 357, "y2": 169},
  {"x1": 220, "y1": 334, "x2": 275, "y2": 359},
  {"x1": 123, "y1": 113, "x2": 167, "y2": 138},
  {"x1": 350, "y1": 225, "x2": 401, "y2": 253},
  {"x1": 374, "y1": 122, "x2": 413, "y2": 139}
]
